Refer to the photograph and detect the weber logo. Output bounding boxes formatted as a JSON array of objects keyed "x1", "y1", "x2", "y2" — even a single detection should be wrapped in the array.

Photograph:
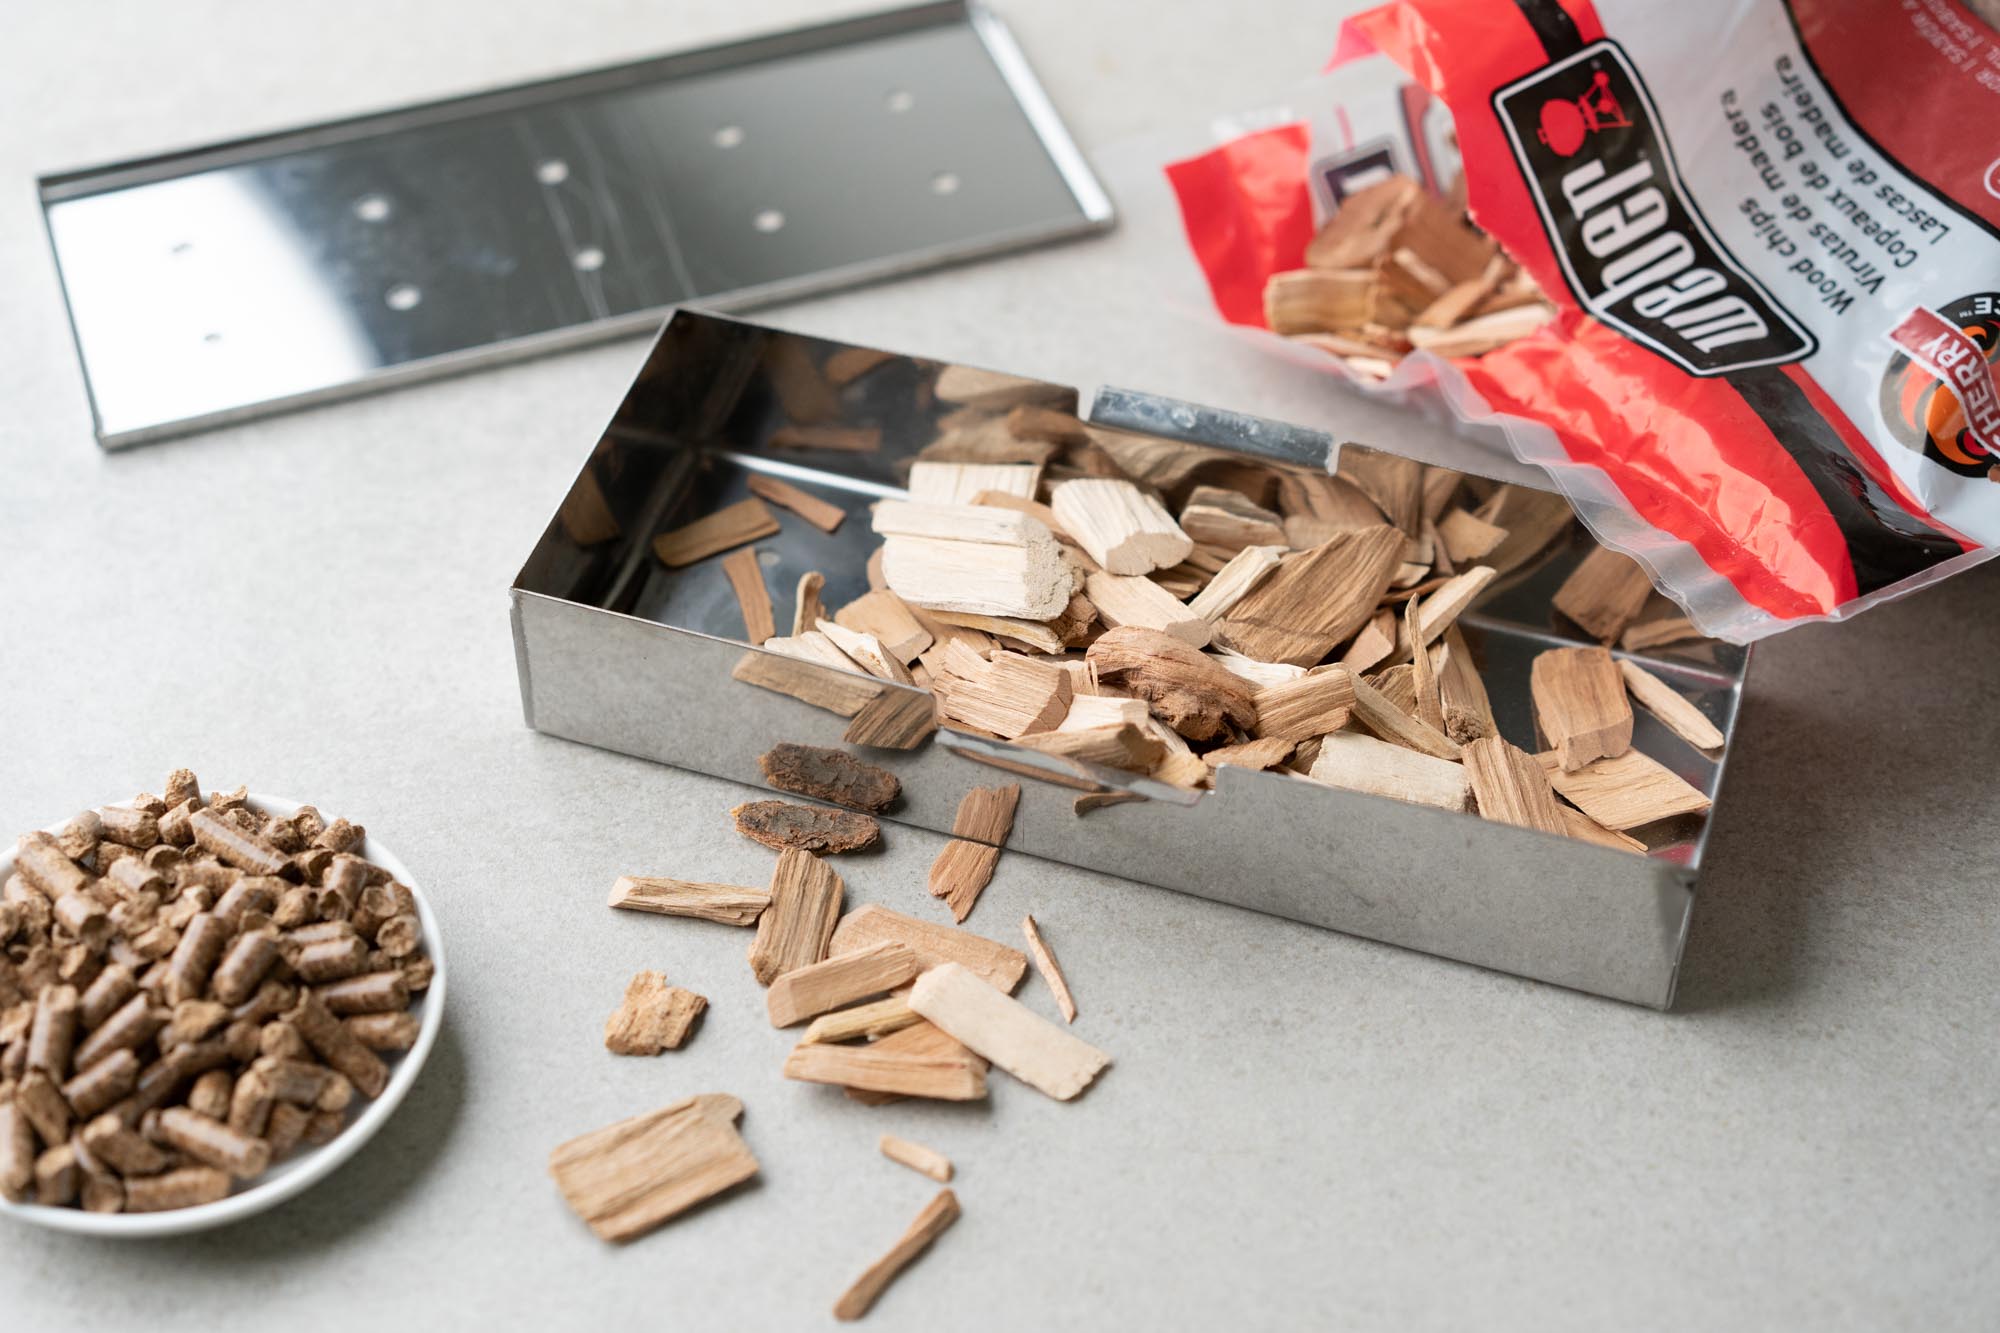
[{"x1": 1493, "y1": 41, "x2": 1815, "y2": 376}]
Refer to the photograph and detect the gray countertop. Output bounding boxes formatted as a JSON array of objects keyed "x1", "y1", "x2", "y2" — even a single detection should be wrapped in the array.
[{"x1": 2, "y1": 3, "x2": 1994, "y2": 1329}]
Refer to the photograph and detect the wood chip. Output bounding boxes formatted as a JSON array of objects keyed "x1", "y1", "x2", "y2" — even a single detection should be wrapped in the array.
[
  {"x1": 1202, "y1": 736, "x2": 1296, "y2": 772},
  {"x1": 1215, "y1": 525, "x2": 1404, "y2": 666},
  {"x1": 934, "y1": 365, "x2": 1071, "y2": 410},
  {"x1": 1338, "y1": 448, "x2": 1426, "y2": 535},
  {"x1": 733, "y1": 801, "x2": 881, "y2": 854},
  {"x1": 1434, "y1": 626, "x2": 1497, "y2": 743},
  {"x1": 1560, "y1": 805, "x2": 1648, "y2": 854},
  {"x1": 1012, "y1": 724, "x2": 1166, "y2": 774},
  {"x1": 843, "y1": 688, "x2": 940, "y2": 750},
  {"x1": 1350, "y1": 670, "x2": 1461, "y2": 759},
  {"x1": 874, "y1": 500, "x2": 1071, "y2": 620},
  {"x1": 1621, "y1": 612, "x2": 1705, "y2": 652},
  {"x1": 1530, "y1": 647, "x2": 1633, "y2": 771},
  {"x1": 731, "y1": 644, "x2": 883, "y2": 718},
  {"x1": 1405, "y1": 596, "x2": 1444, "y2": 731},
  {"x1": 1050, "y1": 478, "x2": 1193, "y2": 575},
  {"x1": 908, "y1": 461, "x2": 1042, "y2": 506},
  {"x1": 1057, "y1": 694, "x2": 1151, "y2": 731},
  {"x1": 652, "y1": 497, "x2": 781, "y2": 567},
  {"x1": 1304, "y1": 176, "x2": 1422, "y2": 269},
  {"x1": 1179, "y1": 486, "x2": 1287, "y2": 551},
  {"x1": 1007, "y1": 404, "x2": 1093, "y2": 446},
  {"x1": 747, "y1": 848, "x2": 845, "y2": 985},
  {"x1": 1406, "y1": 304, "x2": 1553, "y2": 357},
  {"x1": 1436, "y1": 507, "x2": 1507, "y2": 563},
  {"x1": 784, "y1": 1022, "x2": 987, "y2": 1101},
  {"x1": 1461, "y1": 737, "x2": 1567, "y2": 835},
  {"x1": 833, "y1": 1189, "x2": 961, "y2": 1322},
  {"x1": 758, "y1": 743, "x2": 901, "y2": 812},
  {"x1": 604, "y1": 971, "x2": 708, "y2": 1055},
  {"x1": 547, "y1": 1093, "x2": 757, "y2": 1244},
  {"x1": 1251, "y1": 668, "x2": 1356, "y2": 743},
  {"x1": 1265, "y1": 268, "x2": 1374, "y2": 335},
  {"x1": 1083, "y1": 570, "x2": 1211, "y2": 648},
  {"x1": 745, "y1": 473, "x2": 847, "y2": 533},
  {"x1": 770, "y1": 424, "x2": 882, "y2": 453},
  {"x1": 878, "y1": 1134, "x2": 953, "y2": 1183},
  {"x1": 1538, "y1": 749, "x2": 1713, "y2": 830},
  {"x1": 1185, "y1": 545, "x2": 1286, "y2": 622},
  {"x1": 1475, "y1": 485, "x2": 1573, "y2": 575},
  {"x1": 828, "y1": 905, "x2": 1028, "y2": 993},
  {"x1": 1618, "y1": 660, "x2": 1725, "y2": 751},
  {"x1": 607, "y1": 877, "x2": 770, "y2": 926},
  {"x1": 793, "y1": 571, "x2": 827, "y2": 637},
  {"x1": 816, "y1": 620, "x2": 915, "y2": 683},
  {"x1": 721, "y1": 547, "x2": 776, "y2": 645},
  {"x1": 1553, "y1": 546, "x2": 1656, "y2": 643},
  {"x1": 930, "y1": 642, "x2": 1073, "y2": 739},
  {"x1": 927, "y1": 784, "x2": 1020, "y2": 922},
  {"x1": 1306, "y1": 731, "x2": 1471, "y2": 812},
  {"x1": 767, "y1": 943, "x2": 920, "y2": 1027},
  {"x1": 1086, "y1": 627, "x2": 1258, "y2": 742},
  {"x1": 834, "y1": 589, "x2": 933, "y2": 664},
  {"x1": 1403, "y1": 565, "x2": 1498, "y2": 656},
  {"x1": 1020, "y1": 914, "x2": 1077, "y2": 1023},
  {"x1": 1339, "y1": 608, "x2": 1399, "y2": 673},
  {"x1": 908, "y1": 962, "x2": 1109, "y2": 1101},
  {"x1": 927, "y1": 611, "x2": 1065, "y2": 655},
  {"x1": 800, "y1": 994, "x2": 920, "y2": 1045}
]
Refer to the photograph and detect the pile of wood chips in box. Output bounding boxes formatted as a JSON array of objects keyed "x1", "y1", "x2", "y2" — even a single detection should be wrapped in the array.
[
  {"x1": 1264, "y1": 174, "x2": 1558, "y2": 377},
  {"x1": 552, "y1": 743, "x2": 1094, "y2": 1321}
]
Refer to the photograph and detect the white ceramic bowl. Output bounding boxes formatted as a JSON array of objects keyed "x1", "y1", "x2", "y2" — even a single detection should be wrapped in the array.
[{"x1": 0, "y1": 793, "x2": 445, "y2": 1237}]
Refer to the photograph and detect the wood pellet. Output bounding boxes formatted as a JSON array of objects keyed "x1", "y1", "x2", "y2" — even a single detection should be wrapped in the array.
[{"x1": 0, "y1": 771, "x2": 427, "y2": 1213}]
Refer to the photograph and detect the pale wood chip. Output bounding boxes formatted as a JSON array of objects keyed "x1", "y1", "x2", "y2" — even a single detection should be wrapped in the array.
[
  {"x1": 800, "y1": 994, "x2": 919, "y2": 1045},
  {"x1": 843, "y1": 688, "x2": 939, "y2": 751},
  {"x1": 604, "y1": 971, "x2": 708, "y2": 1055},
  {"x1": 1553, "y1": 546, "x2": 1656, "y2": 643},
  {"x1": 1050, "y1": 478, "x2": 1193, "y2": 575},
  {"x1": 652, "y1": 498, "x2": 780, "y2": 567},
  {"x1": 1306, "y1": 731, "x2": 1471, "y2": 812},
  {"x1": 1559, "y1": 805, "x2": 1648, "y2": 854},
  {"x1": 794, "y1": 571, "x2": 827, "y2": 637},
  {"x1": 878, "y1": 1134, "x2": 953, "y2": 1182},
  {"x1": 1436, "y1": 508, "x2": 1507, "y2": 563},
  {"x1": 1084, "y1": 570, "x2": 1211, "y2": 648},
  {"x1": 767, "y1": 943, "x2": 920, "y2": 1027},
  {"x1": 833, "y1": 1189, "x2": 962, "y2": 1321},
  {"x1": 1531, "y1": 646, "x2": 1634, "y2": 771},
  {"x1": 1350, "y1": 670, "x2": 1461, "y2": 759},
  {"x1": 1537, "y1": 749, "x2": 1712, "y2": 830},
  {"x1": 1202, "y1": 736, "x2": 1296, "y2": 772},
  {"x1": 784, "y1": 1021, "x2": 987, "y2": 1101},
  {"x1": 721, "y1": 547, "x2": 776, "y2": 645},
  {"x1": 829, "y1": 905, "x2": 1028, "y2": 993},
  {"x1": 1020, "y1": 914, "x2": 1077, "y2": 1023},
  {"x1": 747, "y1": 848, "x2": 845, "y2": 985},
  {"x1": 746, "y1": 473, "x2": 847, "y2": 532},
  {"x1": 1251, "y1": 668, "x2": 1356, "y2": 744},
  {"x1": 908, "y1": 963, "x2": 1109, "y2": 1101},
  {"x1": 927, "y1": 784, "x2": 1020, "y2": 922},
  {"x1": 1461, "y1": 737, "x2": 1567, "y2": 834},
  {"x1": 834, "y1": 589, "x2": 933, "y2": 664},
  {"x1": 1618, "y1": 659, "x2": 1725, "y2": 751},
  {"x1": 548, "y1": 1093, "x2": 756, "y2": 1243},
  {"x1": 607, "y1": 877, "x2": 769, "y2": 926},
  {"x1": 1215, "y1": 525, "x2": 1405, "y2": 666}
]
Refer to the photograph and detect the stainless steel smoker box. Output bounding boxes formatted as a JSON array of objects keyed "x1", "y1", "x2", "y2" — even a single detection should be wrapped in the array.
[{"x1": 510, "y1": 310, "x2": 1748, "y2": 1008}]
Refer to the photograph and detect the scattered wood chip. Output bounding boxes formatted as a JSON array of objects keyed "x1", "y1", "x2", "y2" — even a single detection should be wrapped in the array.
[
  {"x1": 1084, "y1": 570, "x2": 1211, "y2": 648},
  {"x1": 770, "y1": 424, "x2": 882, "y2": 453},
  {"x1": 1537, "y1": 749, "x2": 1713, "y2": 830},
  {"x1": 767, "y1": 943, "x2": 920, "y2": 1028},
  {"x1": 878, "y1": 1134, "x2": 953, "y2": 1183},
  {"x1": 1617, "y1": 660, "x2": 1725, "y2": 751},
  {"x1": 721, "y1": 547, "x2": 776, "y2": 645},
  {"x1": 607, "y1": 876, "x2": 770, "y2": 926},
  {"x1": 1559, "y1": 805, "x2": 1648, "y2": 854},
  {"x1": 784, "y1": 1022, "x2": 987, "y2": 1101},
  {"x1": 1086, "y1": 627, "x2": 1258, "y2": 742},
  {"x1": 908, "y1": 963, "x2": 1110, "y2": 1101},
  {"x1": 930, "y1": 642, "x2": 1074, "y2": 739},
  {"x1": 800, "y1": 994, "x2": 919, "y2": 1045},
  {"x1": 1306, "y1": 731, "x2": 1471, "y2": 811},
  {"x1": 1020, "y1": 914, "x2": 1077, "y2": 1023},
  {"x1": 1530, "y1": 646, "x2": 1634, "y2": 772},
  {"x1": 1050, "y1": 478, "x2": 1193, "y2": 575},
  {"x1": 733, "y1": 800, "x2": 881, "y2": 854},
  {"x1": 843, "y1": 687, "x2": 940, "y2": 750},
  {"x1": 604, "y1": 971, "x2": 708, "y2": 1055},
  {"x1": 746, "y1": 473, "x2": 847, "y2": 533},
  {"x1": 1461, "y1": 736, "x2": 1567, "y2": 834},
  {"x1": 833, "y1": 1189, "x2": 962, "y2": 1321},
  {"x1": 548, "y1": 1093, "x2": 757, "y2": 1244},
  {"x1": 1553, "y1": 546, "x2": 1656, "y2": 643},
  {"x1": 747, "y1": 848, "x2": 846, "y2": 985},
  {"x1": 873, "y1": 499, "x2": 1072, "y2": 620},
  {"x1": 1215, "y1": 525, "x2": 1405, "y2": 666},
  {"x1": 927, "y1": 784, "x2": 1020, "y2": 922},
  {"x1": 793, "y1": 571, "x2": 827, "y2": 637},
  {"x1": 758, "y1": 743, "x2": 902, "y2": 812},
  {"x1": 731, "y1": 644, "x2": 883, "y2": 718},
  {"x1": 652, "y1": 497, "x2": 781, "y2": 567},
  {"x1": 828, "y1": 905, "x2": 1028, "y2": 993}
]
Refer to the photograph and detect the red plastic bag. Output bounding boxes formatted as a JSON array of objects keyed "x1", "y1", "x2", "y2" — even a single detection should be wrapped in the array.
[{"x1": 1167, "y1": 0, "x2": 2000, "y2": 641}]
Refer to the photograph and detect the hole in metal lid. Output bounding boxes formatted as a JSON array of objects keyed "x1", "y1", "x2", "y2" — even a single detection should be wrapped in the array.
[
  {"x1": 573, "y1": 246, "x2": 605, "y2": 272},
  {"x1": 354, "y1": 194, "x2": 391, "y2": 222},
  {"x1": 752, "y1": 210, "x2": 785, "y2": 233},
  {"x1": 930, "y1": 172, "x2": 961, "y2": 196},
  {"x1": 385, "y1": 283, "x2": 422, "y2": 311},
  {"x1": 885, "y1": 89, "x2": 914, "y2": 113},
  {"x1": 170, "y1": 241, "x2": 193, "y2": 256},
  {"x1": 202, "y1": 332, "x2": 222, "y2": 344},
  {"x1": 536, "y1": 159, "x2": 570, "y2": 185},
  {"x1": 712, "y1": 125, "x2": 744, "y2": 149}
]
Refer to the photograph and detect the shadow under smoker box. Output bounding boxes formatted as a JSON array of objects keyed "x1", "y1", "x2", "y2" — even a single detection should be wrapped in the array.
[{"x1": 511, "y1": 311, "x2": 1749, "y2": 1009}]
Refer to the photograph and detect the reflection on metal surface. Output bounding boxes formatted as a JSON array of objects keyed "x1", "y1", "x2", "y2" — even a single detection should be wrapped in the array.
[
  {"x1": 39, "y1": 1, "x2": 1112, "y2": 448},
  {"x1": 510, "y1": 309, "x2": 1751, "y2": 1008}
]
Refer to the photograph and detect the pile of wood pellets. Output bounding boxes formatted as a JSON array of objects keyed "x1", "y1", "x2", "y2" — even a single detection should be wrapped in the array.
[
  {"x1": 552, "y1": 742, "x2": 1090, "y2": 1321},
  {"x1": 0, "y1": 771, "x2": 429, "y2": 1214}
]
